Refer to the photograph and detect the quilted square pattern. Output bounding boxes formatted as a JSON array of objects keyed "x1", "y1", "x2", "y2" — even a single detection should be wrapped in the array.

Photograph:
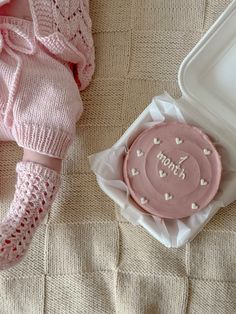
[{"x1": 0, "y1": 1, "x2": 235, "y2": 313}]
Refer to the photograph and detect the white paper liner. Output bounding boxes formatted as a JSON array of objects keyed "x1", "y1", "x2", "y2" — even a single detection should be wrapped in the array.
[{"x1": 89, "y1": 93, "x2": 236, "y2": 248}]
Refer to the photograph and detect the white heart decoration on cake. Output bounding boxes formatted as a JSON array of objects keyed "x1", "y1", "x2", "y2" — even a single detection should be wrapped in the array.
[
  {"x1": 164, "y1": 193, "x2": 173, "y2": 201},
  {"x1": 175, "y1": 137, "x2": 183, "y2": 145},
  {"x1": 159, "y1": 170, "x2": 167, "y2": 178},
  {"x1": 154, "y1": 138, "x2": 161, "y2": 145},
  {"x1": 191, "y1": 203, "x2": 199, "y2": 210},
  {"x1": 140, "y1": 197, "x2": 148, "y2": 205},
  {"x1": 200, "y1": 179, "x2": 208, "y2": 186},
  {"x1": 137, "y1": 149, "x2": 144, "y2": 157},
  {"x1": 203, "y1": 149, "x2": 211, "y2": 156},
  {"x1": 131, "y1": 168, "x2": 139, "y2": 176}
]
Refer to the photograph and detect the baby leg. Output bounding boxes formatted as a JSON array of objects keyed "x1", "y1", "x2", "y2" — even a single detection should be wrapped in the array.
[
  {"x1": 0, "y1": 23, "x2": 83, "y2": 269},
  {"x1": 0, "y1": 149, "x2": 62, "y2": 269},
  {"x1": 23, "y1": 148, "x2": 62, "y2": 172}
]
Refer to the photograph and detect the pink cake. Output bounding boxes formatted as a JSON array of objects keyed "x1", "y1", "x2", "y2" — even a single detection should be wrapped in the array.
[{"x1": 123, "y1": 122, "x2": 222, "y2": 219}]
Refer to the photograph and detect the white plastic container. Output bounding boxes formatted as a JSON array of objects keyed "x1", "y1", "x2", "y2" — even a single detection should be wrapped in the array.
[{"x1": 89, "y1": 0, "x2": 236, "y2": 248}]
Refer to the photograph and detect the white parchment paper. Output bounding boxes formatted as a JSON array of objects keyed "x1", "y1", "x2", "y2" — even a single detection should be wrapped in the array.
[{"x1": 89, "y1": 93, "x2": 236, "y2": 248}]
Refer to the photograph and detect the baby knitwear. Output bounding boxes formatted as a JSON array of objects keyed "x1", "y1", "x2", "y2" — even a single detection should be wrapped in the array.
[
  {"x1": 0, "y1": 0, "x2": 95, "y2": 91},
  {"x1": 0, "y1": 0, "x2": 95, "y2": 156},
  {"x1": 0, "y1": 161, "x2": 60, "y2": 269},
  {"x1": 0, "y1": 1, "x2": 95, "y2": 269},
  {"x1": 0, "y1": 16, "x2": 83, "y2": 158},
  {"x1": 0, "y1": 0, "x2": 32, "y2": 21},
  {"x1": 30, "y1": 0, "x2": 95, "y2": 91}
]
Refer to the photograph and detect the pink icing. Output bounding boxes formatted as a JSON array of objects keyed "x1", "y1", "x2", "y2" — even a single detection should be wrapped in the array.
[{"x1": 123, "y1": 122, "x2": 222, "y2": 219}]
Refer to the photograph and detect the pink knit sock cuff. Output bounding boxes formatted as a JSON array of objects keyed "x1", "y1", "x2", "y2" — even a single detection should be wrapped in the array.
[
  {"x1": 12, "y1": 123, "x2": 73, "y2": 159},
  {"x1": 16, "y1": 161, "x2": 60, "y2": 184}
]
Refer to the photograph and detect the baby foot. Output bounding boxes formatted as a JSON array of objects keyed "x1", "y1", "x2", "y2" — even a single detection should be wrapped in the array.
[{"x1": 0, "y1": 161, "x2": 60, "y2": 269}]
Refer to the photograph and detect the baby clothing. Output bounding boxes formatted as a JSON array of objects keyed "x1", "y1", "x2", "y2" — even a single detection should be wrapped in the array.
[
  {"x1": 0, "y1": 161, "x2": 60, "y2": 269},
  {"x1": 30, "y1": 0, "x2": 95, "y2": 91},
  {"x1": 0, "y1": 0, "x2": 95, "y2": 91},
  {"x1": 0, "y1": 0, "x2": 31, "y2": 19},
  {"x1": 31, "y1": 0, "x2": 95, "y2": 91},
  {"x1": 0, "y1": 0, "x2": 95, "y2": 159},
  {"x1": 0, "y1": 1, "x2": 95, "y2": 269},
  {"x1": 0, "y1": 16, "x2": 83, "y2": 158}
]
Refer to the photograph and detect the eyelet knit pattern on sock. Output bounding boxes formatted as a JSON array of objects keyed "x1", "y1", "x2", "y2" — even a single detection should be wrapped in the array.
[{"x1": 0, "y1": 161, "x2": 60, "y2": 270}]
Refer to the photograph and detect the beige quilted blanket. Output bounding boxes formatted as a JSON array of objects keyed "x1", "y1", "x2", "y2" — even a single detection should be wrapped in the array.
[{"x1": 1, "y1": 0, "x2": 236, "y2": 313}]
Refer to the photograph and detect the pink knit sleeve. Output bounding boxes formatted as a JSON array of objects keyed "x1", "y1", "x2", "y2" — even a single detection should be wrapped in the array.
[
  {"x1": 72, "y1": 43, "x2": 95, "y2": 91},
  {"x1": 30, "y1": 0, "x2": 95, "y2": 91},
  {"x1": 58, "y1": 0, "x2": 95, "y2": 91}
]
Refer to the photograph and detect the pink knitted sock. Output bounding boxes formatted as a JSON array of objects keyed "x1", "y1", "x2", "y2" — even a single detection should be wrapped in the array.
[{"x1": 0, "y1": 161, "x2": 60, "y2": 269}]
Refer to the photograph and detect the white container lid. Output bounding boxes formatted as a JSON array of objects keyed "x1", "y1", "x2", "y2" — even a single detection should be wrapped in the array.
[{"x1": 178, "y1": 0, "x2": 236, "y2": 166}]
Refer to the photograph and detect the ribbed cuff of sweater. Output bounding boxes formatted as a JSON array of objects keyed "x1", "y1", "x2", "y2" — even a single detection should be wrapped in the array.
[{"x1": 12, "y1": 123, "x2": 73, "y2": 159}]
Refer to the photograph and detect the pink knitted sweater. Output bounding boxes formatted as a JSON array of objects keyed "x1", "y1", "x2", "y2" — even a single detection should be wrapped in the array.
[{"x1": 0, "y1": 0, "x2": 95, "y2": 90}]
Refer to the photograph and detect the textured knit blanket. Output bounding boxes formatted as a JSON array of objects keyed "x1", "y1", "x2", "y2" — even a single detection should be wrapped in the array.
[{"x1": 0, "y1": 1, "x2": 235, "y2": 313}]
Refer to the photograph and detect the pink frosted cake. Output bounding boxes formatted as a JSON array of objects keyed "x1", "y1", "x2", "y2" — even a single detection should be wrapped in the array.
[{"x1": 123, "y1": 122, "x2": 222, "y2": 219}]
